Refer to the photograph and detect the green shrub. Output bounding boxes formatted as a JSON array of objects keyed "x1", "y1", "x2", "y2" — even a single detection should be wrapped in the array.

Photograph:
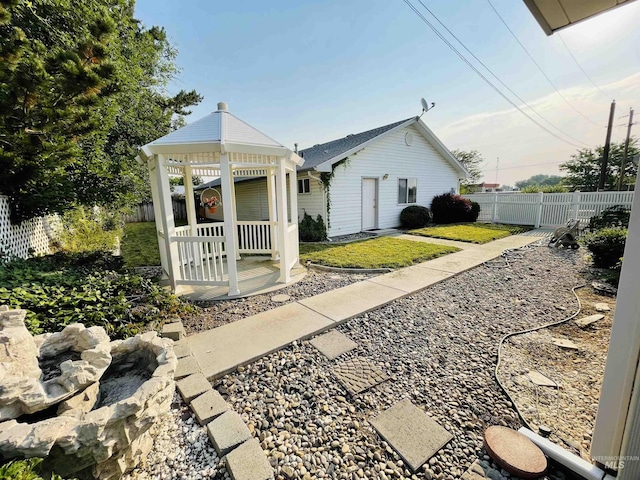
[
  {"x1": 583, "y1": 228, "x2": 627, "y2": 269},
  {"x1": 431, "y1": 193, "x2": 477, "y2": 224},
  {"x1": 469, "y1": 201, "x2": 481, "y2": 222},
  {"x1": 55, "y1": 207, "x2": 122, "y2": 253},
  {"x1": 520, "y1": 184, "x2": 567, "y2": 193},
  {"x1": 589, "y1": 205, "x2": 631, "y2": 231},
  {"x1": 299, "y1": 213, "x2": 327, "y2": 242},
  {"x1": 0, "y1": 251, "x2": 195, "y2": 339},
  {"x1": 400, "y1": 205, "x2": 432, "y2": 229},
  {"x1": 0, "y1": 458, "x2": 65, "y2": 480}
]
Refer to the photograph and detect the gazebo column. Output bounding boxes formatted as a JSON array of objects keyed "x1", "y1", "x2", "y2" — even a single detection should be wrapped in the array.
[
  {"x1": 229, "y1": 168, "x2": 241, "y2": 261},
  {"x1": 220, "y1": 153, "x2": 240, "y2": 296},
  {"x1": 276, "y1": 161, "x2": 290, "y2": 283},
  {"x1": 266, "y1": 169, "x2": 277, "y2": 260},
  {"x1": 287, "y1": 163, "x2": 300, "y2": 265},
  {"x1": 156, "y1": 155, "x2": 180, "y2": 291},
  {"x1": 183, "y1": 165, "x2": 198, "y2": 236},
  {"x1": 148, "y1": 157, "x2": 168, "y2": 279}
]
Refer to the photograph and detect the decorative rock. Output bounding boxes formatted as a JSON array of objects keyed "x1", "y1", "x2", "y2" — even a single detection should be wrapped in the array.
[
  {"x1": 161, "y1": 322, "x2": 185, "y2": 341},
  {"x1": 190, "y1": 388, "x2": 229, "y2": 425},
  {"x1": 310, "y1": 330, "x2": 358, "y2": 360},
  {"x1": 594, "y1": 303, "x2": 610, "y2": 312},
  {"x1": 206, "y1": 410, "x2": 252, "y2": 456},
  {"x1": 225, "y1": 438, "x2": 274, "y2": 480},
  {"x1": 57, "y1": 382, "x2": 100, "y2": 418},
  {"x1": 0, "y1": 311, "x2": 111, "y2": 420},
  {"x1": 176, "y1": 373, "x2": 211, "y2": 402},
  {"x1": 175, "y1": 355, "x2": 200, "y2": 379},
  {"x1": 271, "y1": 294, "x2": 291, "y2": 303},
  {"x1": 575, "y1": 314, "x2": 604, "y2": 328},
  {"x1": 484, "y1": 426, "x2": 547, "y2": 479}
]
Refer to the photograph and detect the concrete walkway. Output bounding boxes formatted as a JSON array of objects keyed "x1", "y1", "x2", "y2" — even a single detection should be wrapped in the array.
[{"x1": 182, "y1": 233, "x2": 545, "y2": 380}]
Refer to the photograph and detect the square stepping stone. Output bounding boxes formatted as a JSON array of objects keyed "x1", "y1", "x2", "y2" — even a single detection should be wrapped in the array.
[
  {"x1": 176, "y1": 373, "x2": 211, "y2": 402},
  {"x1": 310, "y1": 330, "x2": 357, "y2": 360},
  {"x1": 190, "y1": 389, "x2": 229, "y2": 426},
  {"x1": 332, "y1": 357, "x2": 388, "y2": 396},
  {"x1": 207, "y1": 410, "x2": 252, "y2": 456},
  {"x1": 225, "y1": 438, "x2": 274, "y2": 480},
  {"x1": 551, "y1": 338, "x2": 578, "y2": 350},
  {"x1": 175, "y1": 356, "x2": 200, "y2": 380},
  {"x1": 575, "y1": 314, "x2": 604, "y2": 328},
  {"x1": 173, "y1": 342, "x2": 192, "y2": 359},
  {"x1": 370, "y1": 398, "x2": 452, "y2": 472},
  {"x1": 162, "y1": 322, "x2": 185, "y2": 341},
  {"x1": 595, "y1": 302, "x2": 611, "y2": 312}
]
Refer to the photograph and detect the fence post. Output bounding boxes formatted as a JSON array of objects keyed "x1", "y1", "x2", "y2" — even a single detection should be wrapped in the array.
[
  {"x1": 535, "y1": 191, "x2": 544, "y2": 228},
  {"x1": 571, "y1": 191, "x2": 580, "y2": 221},
  {"x1": 491, "y1": 193, "x2": 498, "y2": 223}
]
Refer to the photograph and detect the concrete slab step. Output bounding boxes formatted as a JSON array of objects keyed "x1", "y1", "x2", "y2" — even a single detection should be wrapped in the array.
[
  {"x1": 207, "y1": 410, "x2": 252, "y2": 457},
  {"x1": 225, "y1": 438, "x2": 273, "y2": 480}
]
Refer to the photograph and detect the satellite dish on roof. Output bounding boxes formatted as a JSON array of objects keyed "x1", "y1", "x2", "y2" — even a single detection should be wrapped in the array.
[{"x1": 420, "y1": 98, "x2": 436, "y2": 118}]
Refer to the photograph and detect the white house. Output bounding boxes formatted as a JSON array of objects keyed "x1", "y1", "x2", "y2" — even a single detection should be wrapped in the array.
[{"x1": 197, "y1": 116, "x2": 468, "y2": 238}]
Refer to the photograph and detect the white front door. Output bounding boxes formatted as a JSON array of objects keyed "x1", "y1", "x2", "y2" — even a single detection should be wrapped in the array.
[{"x1": 362, "y1": 178, "x2": 377, "y2": 230}]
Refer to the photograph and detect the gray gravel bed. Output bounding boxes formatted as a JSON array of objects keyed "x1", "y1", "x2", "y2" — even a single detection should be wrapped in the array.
[
  {"x1": 183, "y1": 270, "x2": 376, "y2": 334},
  {"x1": 215, "y1": 244, "x2": 586, "y2": 480},
  {"x1": 123, "y1": 393, "x2": 225, "y2": 480}
]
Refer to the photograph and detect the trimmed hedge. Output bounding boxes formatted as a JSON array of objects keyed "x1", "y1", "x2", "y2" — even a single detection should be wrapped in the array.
[
  {"x1": 400, "y1": 205, "x2": 432, "y2": 229},
  {"x1": 431, "y1": 193, "x2": 480, "y2": 224},
  {"x1": 583, "y1": 228, "x2": 627, "y2": 269},
  {"x1": 299, "y1": 213, "x2": 326, "y2": 242}
]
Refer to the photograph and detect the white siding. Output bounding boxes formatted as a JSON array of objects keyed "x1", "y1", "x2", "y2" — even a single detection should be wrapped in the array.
[
  {"x1": 327, "y1": 125, "x2": 460, "y2": 237},
  {"x1": 296, "y1": 172, "x2": 326, "y2": 222}
]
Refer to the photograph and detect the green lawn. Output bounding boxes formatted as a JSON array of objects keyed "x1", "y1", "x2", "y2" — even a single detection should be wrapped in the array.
[
  {"x1": 121, "y1": 221, "x2": 186, "y2": 267},
  {"x1": 299, "y1": 237, "x2": 459, "y2": 269},
  {"x1": 409, "y1": 223, "x2": 530, "y2": 244}
]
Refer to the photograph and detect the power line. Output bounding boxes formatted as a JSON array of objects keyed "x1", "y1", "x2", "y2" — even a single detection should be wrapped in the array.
[
  {"x1": 479, "y1": 160, "x2": 568, "y2": 172},
  {"x1": 486, "y1": 0, "x2": 603, "y2": 127},
  {"x1": 407, "y1": 0, "x2": 589, "y2": 148},
  {"x1": 557, "y1": 33, "x2": 614, "y2": 101}
]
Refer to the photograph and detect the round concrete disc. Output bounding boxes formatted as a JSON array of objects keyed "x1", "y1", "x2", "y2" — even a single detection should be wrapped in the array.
[
  {"x1": 484, "y1": 426, "x2": 547, "y2": 479},
  {"x1": 271, "y1": 294, "x2": 291, "y2": 303}
]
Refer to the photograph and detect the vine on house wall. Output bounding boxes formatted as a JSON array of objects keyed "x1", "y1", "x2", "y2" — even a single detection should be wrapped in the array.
[{"x1": 319, "y1": 156, "x2": 351, "y2": 230}]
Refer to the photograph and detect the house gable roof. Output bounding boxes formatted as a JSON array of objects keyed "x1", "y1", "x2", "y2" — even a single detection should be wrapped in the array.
[{"x1": 298, "y1": 116, "x2": 468, "y2": 177}]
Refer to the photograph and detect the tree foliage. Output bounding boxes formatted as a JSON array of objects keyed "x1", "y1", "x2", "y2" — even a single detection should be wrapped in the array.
[
  {"x1": 560, "y1": 139, "x2": 638, "y2": 191},
  {"x1": 451, "y1": 149, "x2": 483, "y2": 190},
  {"x1": 0, "y1": 0, "x2": 202, "y2": 222},
  {"x1": 515, "y1": 174, "x2": 564, "y2": 190}
]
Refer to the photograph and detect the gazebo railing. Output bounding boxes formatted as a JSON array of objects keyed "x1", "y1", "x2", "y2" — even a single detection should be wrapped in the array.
[
  {"x1": 172, "y1": 234, "x2": 226, "y2": 285},
  {"x1": 237, "y1": 221, "x2": 271, "y2": 253}
]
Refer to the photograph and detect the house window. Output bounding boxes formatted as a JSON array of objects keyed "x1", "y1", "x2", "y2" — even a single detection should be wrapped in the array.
[
  {"x1": 298, "y1": 178, "x2": 311, "y2": 194},
  {"x1": 398, "y1": 178, "x2": 417, "y2": 204}
]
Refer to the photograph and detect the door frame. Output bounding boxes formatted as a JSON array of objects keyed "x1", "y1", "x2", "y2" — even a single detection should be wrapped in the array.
[{"x1": 361, "y1": 177, "x2": 379, "y2": 231}]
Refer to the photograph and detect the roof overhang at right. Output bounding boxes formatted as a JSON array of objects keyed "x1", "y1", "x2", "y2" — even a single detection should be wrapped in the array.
[{"x1": 523, "y1": 0, "x2": 636, "y2": 35}]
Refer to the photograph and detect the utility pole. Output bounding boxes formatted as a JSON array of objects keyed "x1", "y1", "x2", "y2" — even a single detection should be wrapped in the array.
[
  {"x1": 598, "y1": 100, "x2": 616, "y2": 191},
  {"x1": 617, "y1": 107, "x2": 635, "y2": 191}
]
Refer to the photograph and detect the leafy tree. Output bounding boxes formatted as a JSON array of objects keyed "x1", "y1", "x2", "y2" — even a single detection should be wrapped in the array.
[
  {"x1": 169, "y1": 174, "x2": 203, "y2": 193},
  {"x1": 560, "y1": 139, "x2": 638, "y2": 191},
  {"x1": 0, "y1": 0, "x2": 202, "y2": 222},
  {"x1": 515, "y1": 174, "x2": 565, "y2": 190},
  {"x1": 451, "y1": 149, "x2": 484, "y2": 193}
]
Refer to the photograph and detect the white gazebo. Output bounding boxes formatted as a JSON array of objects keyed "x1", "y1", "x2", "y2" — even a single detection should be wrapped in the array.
[{"x1": 137, "y1": 102, "x2": 304, "y2": 296}]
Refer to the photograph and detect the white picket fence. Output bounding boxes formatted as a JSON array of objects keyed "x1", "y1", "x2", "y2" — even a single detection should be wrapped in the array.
[
  {"x1": 0, "y1": 195, "x2": 59, "y2": 258},
  {"x1": 464, "y1": 191, "x2": 635, "y2": 228}
]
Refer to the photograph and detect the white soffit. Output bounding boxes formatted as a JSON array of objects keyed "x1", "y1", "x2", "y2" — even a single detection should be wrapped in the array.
[{"x1": 523, "y1": 0, "x2": 636, "y2": 35}]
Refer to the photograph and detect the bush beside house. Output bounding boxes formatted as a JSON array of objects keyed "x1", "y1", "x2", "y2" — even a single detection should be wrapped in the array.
[
  {"x1": 431, "y1": 193, "x2": 480, "y2": 224},
  {"x1": 400, "y1": 205, "x2": 432, "y2": 229}
]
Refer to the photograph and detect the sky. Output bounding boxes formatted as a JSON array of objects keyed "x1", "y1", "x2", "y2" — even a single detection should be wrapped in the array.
[{"x1": 134, "y1": 0, "x2": 640, "y2": 186}]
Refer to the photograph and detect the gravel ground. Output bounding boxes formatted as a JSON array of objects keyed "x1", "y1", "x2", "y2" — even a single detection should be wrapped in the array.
[
  {"x1": 497, "y1": 286, "x2": 613, "y2": 460},
  {"x1": 123, "y1": 393, "x2": 226, "y2": 480},
  {"x1": 183, "y1": 270, "x2": 376, "y2": 334},
  {"x1": 213, "y1": 243, "x2": 589, "y2": 480}
]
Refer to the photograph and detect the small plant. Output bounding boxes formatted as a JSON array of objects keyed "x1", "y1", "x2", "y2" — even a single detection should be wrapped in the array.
[
  {"x1": 589, "y1": 205, "x2": 631, "y2": 231},
  {"x1": 431, "y1": 193, "x2": 478, "y2": 224},
  {"x1": 299, "y1": 213, "x2": 327, "y2": 242},
  {"x1": 583, "y1": 228, "x2": 628, "y2": 269},
  {"x1": 55, "y1": 206, "x2": 121, "y2": 253},
  {"x1": 202, "y1": 196, "x2": 221, "y2": 208},
  {"x1": 0, "y1": 458, "x2": 65, "y2": 480},
  {"x1": 400, "y1": 205, "x2": 432, "y2": 229}
]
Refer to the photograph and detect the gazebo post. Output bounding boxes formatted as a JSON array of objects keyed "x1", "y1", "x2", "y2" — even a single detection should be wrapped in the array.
[
  {"x1": 229, "y1": 168, "x2": 241, "y2": 261},
  {"x1": 155, "y1": 155, "x2": 180, "y2": 290},
  {"x1": 148, "y1": 157, "x2": 169, "y2": 279},
  {"x1": 287, "y1": 164, "x2": 300, "y2": 266},
  {"x1": 183, "y1": 165, "x2": 198, "y2": 235},
  {"x1": 220, "y1": 153, "x2": 240, "y2": 296},
  {"x1": 266, "y1": 168, "x2": 277, "y2": 260},
  {"x1": 276, "y1": 161, "x2": 290, "y2": 283}
]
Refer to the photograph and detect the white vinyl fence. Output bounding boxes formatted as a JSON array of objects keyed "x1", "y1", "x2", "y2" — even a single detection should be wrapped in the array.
[
  {"x1": 0, "y1": 195, "x2": 59, "y2": 258},
  {"x1": 464, "y1": 191, "x2": 635, "y2": 228}
]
